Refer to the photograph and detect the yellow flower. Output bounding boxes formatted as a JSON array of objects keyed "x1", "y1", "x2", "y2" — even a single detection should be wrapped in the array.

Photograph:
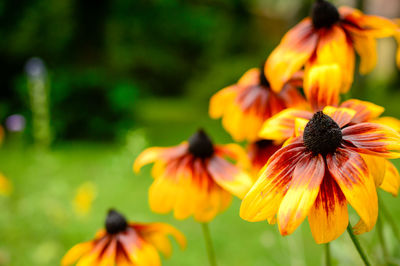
[
  {"x1": 134, "y1": 129, "x2": 253, "y2": 222},
  {"x1": 259, "y1": 99, "x2": 400, "y2": 199},
  {"x1": 73, "y1": 182, "x2": 97, "y2": 216},
  {"x1": 62, "y1": 209, "x2": 186, "y2": 266},
  {"x1": 209, "y1": 67, "x2": 306, "y2": 142},
  {"x1": 265, "y1": 0, "x2": 399, "y2": 110},
  {"x1": 0, "y1": 173, "x2": 12, "y2": 196},
  {"x1": 241, "y1": 107, "x2": 400, "y2": 244}
]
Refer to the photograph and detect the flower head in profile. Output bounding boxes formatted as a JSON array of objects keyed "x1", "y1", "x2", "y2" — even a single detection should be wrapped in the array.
[
  {"x1": 259, "y1": 99, "x2": 400, "y2": 197},
  {"x1": 209, "y1": 67, "x2": 306, "y2": 141},
  {"x1": 62, "y1": 209, "x2": 186, "y2": 266},
  {"x1": 265, "y1": 0, "x2": 399, "y2": 110},
  {"x1": 241, "y1": 107, "x2": 400, "y2": 243},
  {"x1": 247, "y1": 139, "x2": 281, "y2": 175},
  {"x1": 134, "y1": 129, "x2": 253, "y2": 222}
]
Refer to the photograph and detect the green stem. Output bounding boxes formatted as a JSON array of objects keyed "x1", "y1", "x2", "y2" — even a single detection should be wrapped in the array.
[
  {"x1": 376, "y1": 216, "x2": 389, "y2": 262},
  {"x1": 380, "y1": 199, "x2": 400, "y2": 242},
  {"x1": 201, "y1": 223, "x2": 217, "y2": 266},
  {"x1": 347, "y1": 223, "x2": 371, "y2": 266},
  {"x1": 325, "y1": 242, "x2": 331, "y2": 266}
]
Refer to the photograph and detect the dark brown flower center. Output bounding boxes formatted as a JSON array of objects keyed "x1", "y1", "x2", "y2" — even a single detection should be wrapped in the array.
[
  {"x1": 259, "y1": 63, "x2": 270, "y2": 88},
  {"x1": 105, "y1": 209, "x2": 128, "y2": 234},
  {"x1": 188, "y1": 129, "x2": 214, "y2": 158},
  {"x1": 311, "y1": 0, "x2": 340, "y2": 29},
  {"x1": 303, "y1": 111, "x2": 342, "y2": 155},
  {"x1": 255, "y1": 139, "x2": 274, "y2": 148}
]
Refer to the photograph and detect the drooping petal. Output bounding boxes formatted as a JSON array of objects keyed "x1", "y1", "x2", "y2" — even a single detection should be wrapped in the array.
[
  {"x1": 134, "y1": 144, "x2": 188, "y2": 173},
  {"x1": 240, "y1": 141, "x2": 307, "y2": 223},
  {"x1": 308, "y1": 172, "x2": 348, "y2": 244},
  {"x1": 340, "y1": 99, "x2": 384, "y2": 123},
  {"x1": 326, "y1": 148, "x2": 378, "y2": 232},
  {"x1": 340, "y1": 7, "x2": 398, "y2": 38},
  {"x1": 279, "y1": 79, "x2": 308, "y2": 109},
  {"x1": 118, "y1": 228, "x2": 161, "y2": 266},
  {"x1": 215, "y1": 143, "x2": 250, "y2": 169},
  {"x1": 258, "y1": 109, "x2": 312, "y2": 141},
  {"x1": 61, "y1": 242, "x2": 94, "y2": 266},
  {"x1": 98, "y1": 238, "x2": 117, "y2": 266},
  {"x1": 304, "y1": 63, "x2": 341, "y2": 111},
  {"x1": 76, "y1": 237, "x2": 110, "y2": 266},
  {"x1": 352, "y1": 34, "x2": 378, "y2": 74},
  {"x1": 322, "y1": 106, "x2": 356, "y2": 128},
  {"x1": 266, "y1": 18, "x2": 318, "y2": 92},
  {"x1": 361, "y1": 154, "x2": 386, "y2": 186},
  {"x1": 277, "y1": 153, "x2": 325, "y2": 236},
  {"x1": 373, "y1": 116, "x2": 400, "y2": 132},
  {"x1": 134, "y1": 223, "x2": 186, "y2": 258},
  {"x1": 313, "y1": 26, "x2": 353, "y2": 92},
  {"x1": 380, "y1": 161, "x2": 400, "y2": 196},
  {"x1": 207, "y1": 156, "x2": 253, "y2": 199},
  {"x1": 209, "y1": 85, "x2": 238, "y2": 119},
  {"x1": 342, "y1": 123, "x2": 400, "y2": 158}
]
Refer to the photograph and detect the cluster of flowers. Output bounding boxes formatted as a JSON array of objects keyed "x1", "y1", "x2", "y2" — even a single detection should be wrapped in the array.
[{"x1": 63, "y1": 1, "x2": 400, "y2": 265}]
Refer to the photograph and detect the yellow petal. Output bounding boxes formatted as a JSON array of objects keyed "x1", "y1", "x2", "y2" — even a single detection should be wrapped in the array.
[
  {"x1": 327, "y1": 148, "x2": 378, "y2": 232},
  {"x1": 266, "y1": 18, "x2": 318, "y2": 92},
  {"x1": 380, "y1": 161, "x2": 400, "y2": 196},
  {"x1": 308, "y1": 174, "x2": 348, "y2": 244},
  {"x1": 277, "y1": 154, "x2": 325, "y2": 236},
  {"x1": 61, "y1": 242, "x2": 94, "y2": 266},
  {"x1": 304, "y1": 63, "x2": 341, "y2": 111}
]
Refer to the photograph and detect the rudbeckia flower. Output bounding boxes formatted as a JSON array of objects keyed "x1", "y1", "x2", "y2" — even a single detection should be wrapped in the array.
[
  {"x1": 209, "y1": 67, "x2": 306, "y2": 141},
  {"x1": 241, "y1": 106, "x2": 400, "y2": 244},
  {"x1": 247, "y1": 139, "x2": 281, "y2": 175},
  {"x1": 62, "y1": 209, "x2": 186, "y2": 266},
  {"x1": 134, "y1": 130, "x2": 253, "y2": 222},
  {"x1": 259, "y1": 99, "x2": 400, "y2": 197},
  {"x1": 265, "y1": 0, "x2": 399, "y2": 109}
]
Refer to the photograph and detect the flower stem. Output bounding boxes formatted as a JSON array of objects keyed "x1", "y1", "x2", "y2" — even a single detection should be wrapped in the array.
[
  {"x1": 201, "y1": 223, "x2": 217, "y2": 266},
  {"x1": 347, "y1": 223, "x2": 371, "y2": 266},
  {"x1": 325, "y1": 242, "x2": 331, "y2": 266},
  {"x1": 376, "y1": 216, "x2": 389, "y2": 262}
]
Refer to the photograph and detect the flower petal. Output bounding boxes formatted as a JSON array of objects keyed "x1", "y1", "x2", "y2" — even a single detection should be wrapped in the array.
[
  {"x1": 134, "y1": 144, "x2": 188, "y2": 173},
  {"x1": 373, "y1": 116, "x2": 400, "y2": 132},
  {"x1": 352, "y1": 34, "x2": 377, "y2": 74},
  {"x1": 207, "y1": 156, "x2": 253, "y2": 199},
  {"x1": 340, "y1": 99, "x2": 384, "y2": 123},
  {"x1": 209, "y1": 85, "x2": 238, "y2": 119},
  {"x1": 277, "y1": 153, "x2": 325, "y2": 236},
  {"x1": 304, "y1": 63, "x2": 341, "y2": 111},
  {"x1": 259, "y1": 109, "x2": 312, "y2": 141},
  {"x1": 322, "y1": 106, "x2": 356, "y2": 128},
  {"x1": 380, "y1": 161, "x2": 400, "y2": 196},
  {"x1": 215, "y1": 143, "x2": 250, "y2": 169},
  {"x1": 61, "y1": 242, "x2": 94, "y2": 266},
  {"x1": 313, "y1": 26, "x2": 354, "y2": 93},
  {"x1": 342, "y1": 123, "x2": 400, "y2": 158},
  {"x1": 308, "y1": 172, "x2": 348, "y2": 244},
  {"x1": 266, "y1": 18, "x2": 318, "y2": 92},
  {"x1": 326, "y1": 148, "x2": 378, "y2": 232},
  {"x1": 240, "y1": 141, "x2": 307, "y2": 223},
  {"x1": 98, "y1": 238, "x2": 117, "y2": 266},
  {"x1": 361, "y1": 154, "x2": 386, "y2": 186},
  {"x1": 134, "y1": 223, "x2": 186, "y2": 258}
]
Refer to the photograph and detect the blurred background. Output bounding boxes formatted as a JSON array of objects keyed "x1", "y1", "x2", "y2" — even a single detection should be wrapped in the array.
[{"x1": 1, "y1": 0, "x2": 400, "y2": 265}]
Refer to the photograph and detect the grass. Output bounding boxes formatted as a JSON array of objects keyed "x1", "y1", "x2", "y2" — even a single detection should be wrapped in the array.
[{"x1": 1, "y1": 97, "x2": 400, "y2": 265}]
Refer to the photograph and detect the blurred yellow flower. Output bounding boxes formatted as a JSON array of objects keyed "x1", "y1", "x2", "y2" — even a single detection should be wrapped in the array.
[
  {"x1": 134, "y1": 129, "x2": 253, "y2": 222},
  {"x1": 0, "y1": 173, "x2": 12, "y2": 196},
  {"x1": 62, "y1": 209, "x2": 186, "y2": 266},
  {"x1": 73, "y1": 182, "x2": 97, "y2": 216}
]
